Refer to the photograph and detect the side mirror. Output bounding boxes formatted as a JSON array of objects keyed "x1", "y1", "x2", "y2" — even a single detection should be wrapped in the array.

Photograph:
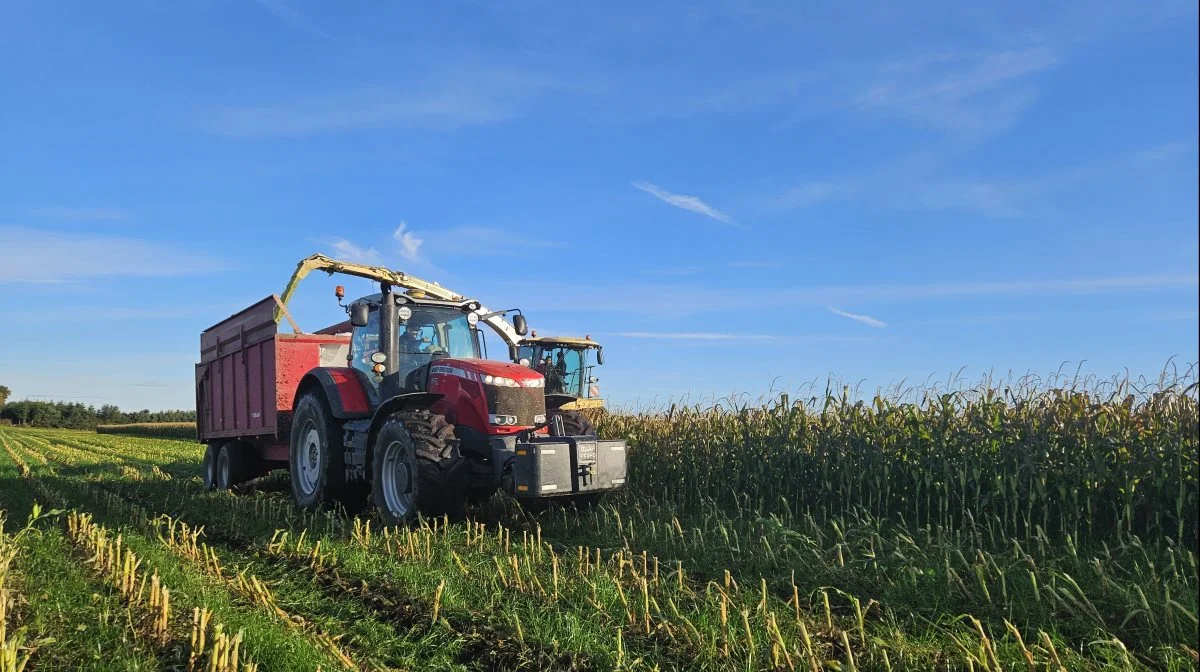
[
  {"x1": 508, "y1": 343, "x2": 519, "y2": 361},
  {"x1": 513, "y1": 314, "x2": 528, "y2": 336},
  {"x1": 595, "y1": 347, "x2": 604, "y2": 365},
  {"x1": 350, "y1": 303, "x2": 370, "y2": 327}
]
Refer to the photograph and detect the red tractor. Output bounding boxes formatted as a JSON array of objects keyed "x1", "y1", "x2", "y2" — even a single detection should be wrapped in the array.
[{"x1": 196, "y1": 254, "x2": 627, "y2": 524}]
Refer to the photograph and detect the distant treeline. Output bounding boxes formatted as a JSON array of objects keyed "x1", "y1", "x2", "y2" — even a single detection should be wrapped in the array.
[{"x1": 0, "y1": 400, "x2": 196, "y2": 429}]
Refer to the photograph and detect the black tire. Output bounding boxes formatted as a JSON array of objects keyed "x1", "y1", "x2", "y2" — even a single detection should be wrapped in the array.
[
  {"x1": 216, "y1": 442, "x2": 253, "y2": 491},
  {"x1": 371, "y1": 409, "x2": 467, "y2": 527},
  {"x1": 289, "y1": 390, "x2": 350, "y2": 509},
  {"x1": 548, "y1": 409, "x2": 597, "y2": 437},
  {"x1": 200, "y1": 443, "x2": 219, "y2": 491}
]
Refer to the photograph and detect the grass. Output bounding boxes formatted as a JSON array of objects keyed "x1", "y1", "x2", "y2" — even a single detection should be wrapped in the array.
[{"x1": 0, "y1": 369, "x2": 1195, "y2": 670}]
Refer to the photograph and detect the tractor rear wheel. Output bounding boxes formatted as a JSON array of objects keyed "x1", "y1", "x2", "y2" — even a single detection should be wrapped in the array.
[
  {"x1": 371, "y1": 409, "x2": 467, "y2": 527},
  {"x1": 216, "y1": 442, "x2": 253, "y2": 491},
  {"x1": 290, "y1": 390, "x2": 351, "y2": 510},
  {"x1": 201, "y1": 442, "x2": 219, "y2": 491}
]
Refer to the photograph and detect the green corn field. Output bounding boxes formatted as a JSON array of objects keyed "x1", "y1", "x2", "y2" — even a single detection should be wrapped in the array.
[{"x1": 0, "y1": 371, "x2": 1196, "y2": 671}]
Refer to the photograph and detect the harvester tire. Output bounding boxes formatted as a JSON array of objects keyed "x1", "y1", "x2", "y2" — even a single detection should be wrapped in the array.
[
  {"x1": 290, "y1": 390, "x2": 350, "y2": 510},
  {"x1": 201, "y1": 442, "x2": 219, "y2": 491},
  {"x1": 549, "y1": 409, "x2": 597, "y2": 438},
  {"x1": 371, "y1": 409, "x2": 467, "y2": 527},
  {"x1": 216, "y1": 442, "x2": 253, "y2": 491}
]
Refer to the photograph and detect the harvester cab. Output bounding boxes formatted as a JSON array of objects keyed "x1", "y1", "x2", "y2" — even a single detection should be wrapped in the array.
[
  {"x1": 196, "y1": 253, "x2": 627, "y2": 526},
  {"x1": 516, "y1": 333, "x2": 606, "y2": 412}
]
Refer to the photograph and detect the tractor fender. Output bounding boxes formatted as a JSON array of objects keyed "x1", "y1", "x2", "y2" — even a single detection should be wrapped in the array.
[
  {"x1": 365, "y1": 392, "x2": 446, "y2": 460},
  {"x1": 296, "y1": 368, "x2": 375, "y2": 419}
]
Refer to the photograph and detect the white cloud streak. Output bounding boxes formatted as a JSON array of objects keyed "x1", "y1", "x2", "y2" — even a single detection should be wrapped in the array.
[
  {"x1": 393, "y1": 222, "x2": 423, "y2": 261},
  {"x1": 253, "y1": 0, "x2": 337, "y2": 41},
  {"x1": 201, "y1": 68, "x2": 561, "y2": 137},
  {"x1": 614, "y1": 332, "x2": 781, "y2": 341},
  {"x1": 0, "y1": 226, "x2": 220, "y2": 283},
  {"x1": 330, "y1": 239, "x2": 383, "y2": 265},
  {"x1": 494, "y1": 273, "x2": 1197, "y2": 318},
  {"x1": 855, "y1": 47, "x2": 1059, "y2": 139},
  {"x1": 632, "y1": 181, "x2": 737, "y2": 226},
  {"x1": 28, "y1": 206, "x2": 130, "y2": 221},
  {"x1": 827, "y1": 306, "x2": 888, "y2": 328}
]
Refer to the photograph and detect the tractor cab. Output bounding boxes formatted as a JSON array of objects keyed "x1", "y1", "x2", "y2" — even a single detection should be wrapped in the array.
[
  {"x1": 347, "y1": 291, "x2": 486, "y2": 394},
  {"x1": 517, "y1": 333, "x2": 605, "y2": 409}
]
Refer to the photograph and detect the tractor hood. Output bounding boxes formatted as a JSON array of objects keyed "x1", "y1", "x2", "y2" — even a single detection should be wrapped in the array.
[{"x1": 429, "y1": 358, "x2": 545, "y2": 387}]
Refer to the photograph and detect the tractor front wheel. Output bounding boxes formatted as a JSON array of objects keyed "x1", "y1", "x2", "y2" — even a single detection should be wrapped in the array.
[{"x1": 371, "y1": 409, "x2": 466, "y2": 527}]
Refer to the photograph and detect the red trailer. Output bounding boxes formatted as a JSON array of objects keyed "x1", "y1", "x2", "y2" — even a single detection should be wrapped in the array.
[
  {"x1": 196, "y1": 296, "x2": 358, "y2": 477},
  {"x1": 195, "y1": 254, "x2": 628, "y2": 525}
]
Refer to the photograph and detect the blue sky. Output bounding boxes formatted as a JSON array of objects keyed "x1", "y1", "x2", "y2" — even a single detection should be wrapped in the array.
[{"x1": 1, "y1": 1, "x2": 1197, "y2": 411}]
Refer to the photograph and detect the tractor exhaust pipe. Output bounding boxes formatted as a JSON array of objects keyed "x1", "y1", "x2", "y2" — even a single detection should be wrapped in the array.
[{"x1": 379, "y1": 283, "x2": 399, "y2": 399}]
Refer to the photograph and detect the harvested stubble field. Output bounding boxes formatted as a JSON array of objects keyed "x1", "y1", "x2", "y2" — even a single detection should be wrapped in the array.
[{"x1": 0, "y1": 376, "x2": 1196, "y2": 671}]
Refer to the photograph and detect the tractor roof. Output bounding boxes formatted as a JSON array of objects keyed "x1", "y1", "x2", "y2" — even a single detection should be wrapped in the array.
[{"x1": 521, "y1": 335, "x2": 602, "y2": 348}]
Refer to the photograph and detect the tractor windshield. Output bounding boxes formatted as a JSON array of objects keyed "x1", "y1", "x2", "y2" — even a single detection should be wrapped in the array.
[{"x1": 399, "y1": 307, "x2": 478, "y2": 360}]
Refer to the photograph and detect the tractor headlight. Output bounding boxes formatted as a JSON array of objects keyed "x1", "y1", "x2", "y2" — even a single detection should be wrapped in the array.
[
  {"x1": 397, "y1": 306, "x2": 413, "y2": 320},
  {"x1": 485, "y1": 376, "x2": 519, "y2": 387},
  {"x1": 488, "y1": 414, "x2": 517, "y2": 426},
  {"x1": 523, "y1": 378, "x2": 543, "y2": 388},
  {"x1": 467, "y1": 312, "x2": 479, "y2": 325}
]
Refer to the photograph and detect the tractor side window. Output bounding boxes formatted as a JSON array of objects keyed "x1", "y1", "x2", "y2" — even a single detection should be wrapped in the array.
[
  {"x1": 350, "y1": 307, "x2": 381, "y2": 391},
  {"x1": 442, "y1": 320, "x2": 477, "y2": 359}
]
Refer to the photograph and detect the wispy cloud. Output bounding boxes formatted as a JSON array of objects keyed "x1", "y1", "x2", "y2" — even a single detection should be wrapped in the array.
[
  {"x1": 728, "y1": 260, "x2": 785, "y2": 270},
  {"x1": 201, "y1": 67, "x2": 560, "y2": 137},
  {"x1": 827, "y1": 307, "x2": 888, "y2": 328},
  {"x1": 0, "y1": 226, "x2": 221, "y2": 283},
  {"x1": 330, "y1": 239, "x2": 384, "y2": 265},
  {"x1": 632, "y1": 181, "x2": 737, "y2": 226},
  {"x1": 770, "y1": 181, "x2": 839, "y2": 210},
  {"x1": 28, "y1": 206, "x2": 131, "y2": 221},
  {"x1": 420, "y1": 226, "x2": 563, "y2": 258},
  {"x1": 614, "y1": 331, "x2": 782, "y2": 341},
  {"x1": 253, "y1": 0, "x2": 337, "y2": 41},
  {"x1": 393, "y1": 222, "x2": 423, "y2": 262},
  {"x1": 855, "y1": 46, "x2": 1058, "y2": 140},
  {"x1": 496, "y1": 273, "x2": 1197, "y2": 318}
]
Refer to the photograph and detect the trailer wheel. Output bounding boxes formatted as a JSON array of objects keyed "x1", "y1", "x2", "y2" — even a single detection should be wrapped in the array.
[
  {"x1": 290, "y1": 390, "x2": 349, "y2": 509},
  {"x1": 371, "y1": 409, "x2": 466, "y2": 527},
  {"x1": 201, "y1": 443, "x2": 219, "y2": 491},
  {"x1": 216, "y1": 442, "x2": 252, "y2": 491}
]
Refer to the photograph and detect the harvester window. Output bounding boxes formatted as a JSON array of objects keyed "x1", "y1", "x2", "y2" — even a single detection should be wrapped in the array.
[{"x1": 544, "y1": 347, "x2": 584, "y2": 396}]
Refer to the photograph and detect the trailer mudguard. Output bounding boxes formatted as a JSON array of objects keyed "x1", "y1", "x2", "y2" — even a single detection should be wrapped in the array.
[{"x1": 298, "y1": 367, "x2": 374, "y2": 419}]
